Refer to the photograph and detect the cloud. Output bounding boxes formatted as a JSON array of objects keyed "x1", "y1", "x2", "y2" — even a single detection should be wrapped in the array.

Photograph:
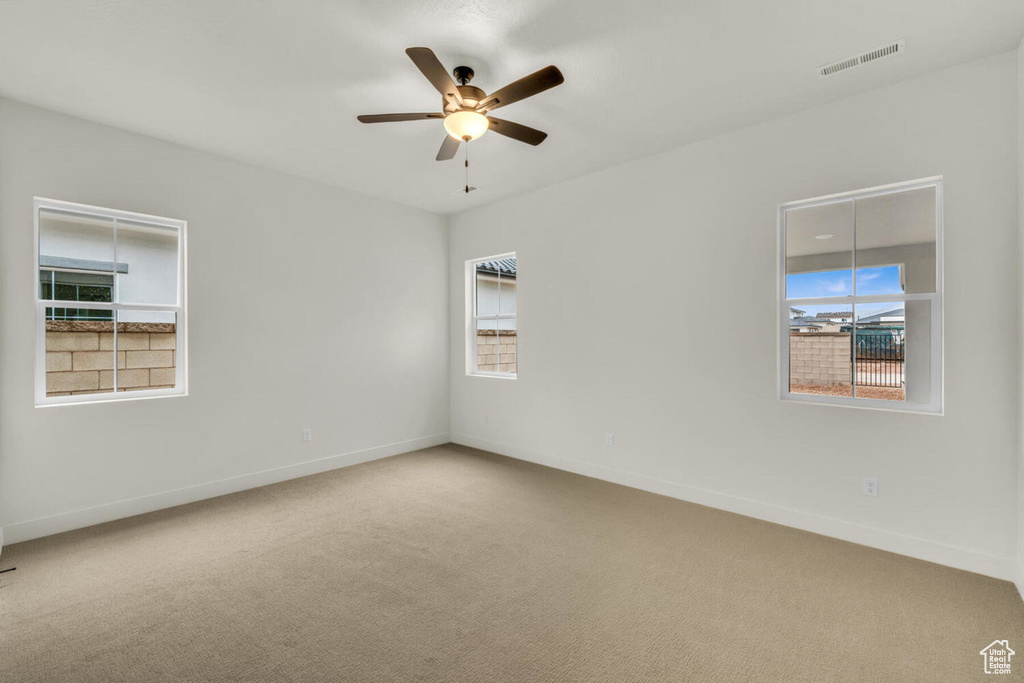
[
  {"x1": 858, "y1": 271, "x2": 882, "y2": 282},
  {"x1": 819, "y1": 278, "x2": 851, "y2": 294}
]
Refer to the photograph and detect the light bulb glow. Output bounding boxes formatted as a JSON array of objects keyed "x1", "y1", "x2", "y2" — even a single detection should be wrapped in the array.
[{"x1": 444, "y1": 111, "x2": 489, "y2": 141}]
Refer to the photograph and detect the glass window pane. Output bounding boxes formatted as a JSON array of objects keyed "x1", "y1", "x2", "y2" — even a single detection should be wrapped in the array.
[
  {"x1": 855, "y1": 302, "x2": 912, "y2": 402},
  {"x1": 41, "y1": 270, "x2": 114, "y2": 302},
  {"x1": 789, "y1": 304, "x2": 853, "y2": 397},
  {"x1": 55, "y1": 283, "x2": 77, "y2": 300},
  {"x1": 855, "y1": 186, "x2": 936, "y2": 295},
  {"x1": 475, "y1": 320, "x2": 498, "y2": 372},
  {"x1": 78, "y1": 285, "x2": 112, "y2": 302},
  {"x1": 116, "y1": 220, "x2": 180, "y2": 305},
  {"x1": 42, "y1": 269, "x2": 115, "y2": 311},
  {"x1": 902, "y1": 299, "x2": 931, "y2": 403},
  {"x1": 497, "y1": 318, "x2": 517, "y2": 375},
  {"x1": 44, "y1": 312, "x2": 116, "y2": 397},
  {"x1": 499, "y1": 257, "x2": 517, "y2": 316},
  {"x1": 39, "y1": 209, "x2": 115, "y2": 298},
  {"x1": 116, "y1": 310, "x2": 177, "y2": 392},
  {"x1": 475, "y1": 263, "x2": 500, "y2": 317},
  {"x1": 785, "y1": 201, "x2": 853, "y2": 299}
]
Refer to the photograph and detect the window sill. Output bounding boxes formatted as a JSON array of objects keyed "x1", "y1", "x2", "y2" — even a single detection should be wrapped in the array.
[
  {"x1": 36, "y1": 388, "x2": 187, "y2": 408},
  {"x1": 780, "y1": 391, "x2": 941, "y2": 416},
  {"x1": 467, "y1": 372, "x2": 517, "y2": 380}
]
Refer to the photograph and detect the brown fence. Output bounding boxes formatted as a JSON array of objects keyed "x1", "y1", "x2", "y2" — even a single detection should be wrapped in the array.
[
  {"x1": 790, "y1": 331, "x2": 904, "y2": 390},
  {"x1": 476, "y1": 329, "x2": 517, "y2": 373},
  {"x1": 45, "y1": 321, "x2": 176, "y2": 396},
  {"x1": 789, "y1": 332, "x2": 851, "y2": 387}
]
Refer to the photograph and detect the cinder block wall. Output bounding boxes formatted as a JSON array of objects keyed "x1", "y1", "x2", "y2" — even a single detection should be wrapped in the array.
[
  {"x1": 476, "y1": 330, "x2": 517, "y2": 373},
  {"x1": 789, "y1": 333, "x2": 851, "y2": 386},
  {"x1": 45, "y1": 321, "x2": 176, "y2": 395}
]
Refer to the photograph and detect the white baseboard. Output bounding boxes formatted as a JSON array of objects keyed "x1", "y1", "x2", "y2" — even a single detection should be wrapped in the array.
[
  {"x1": 1, "y1": 433, "x2": 449, "y2": 546},
  {"x1": 452, "y1": 433, "x2": 1016, "y2": 583}
]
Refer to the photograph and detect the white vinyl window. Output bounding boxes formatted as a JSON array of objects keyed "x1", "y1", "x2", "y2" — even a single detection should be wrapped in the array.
[
  {"x1": 779, "y1": 178, "x2": 942, "y2": 413},
  {"x1": 35, "y1": 198, "x2": 187, "y2": 406},
  {"x1": 467, "y1": 253, "x2": 517, "y2": 378}
]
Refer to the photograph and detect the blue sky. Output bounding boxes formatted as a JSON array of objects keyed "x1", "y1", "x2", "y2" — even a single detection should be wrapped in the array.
[{"x1": 786, "y1": 265, "x2": 902, "y2": 299}]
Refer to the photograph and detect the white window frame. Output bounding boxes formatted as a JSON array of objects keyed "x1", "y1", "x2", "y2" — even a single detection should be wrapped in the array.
[
  {"x1": 34, "y1": 197, "x2": 188, "y2": 406},
  {"x1": 466, "y1": 252, "x2": 517, "y2": 379},
  {"x1": 778, "y1": 177, "x2": 943, "y2": 414}
]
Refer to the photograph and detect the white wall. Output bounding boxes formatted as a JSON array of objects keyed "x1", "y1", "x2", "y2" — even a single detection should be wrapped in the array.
[
  {"x1": 449, "y1": 51, "x2": 1020, "y2": 580},
  {"x1": 1017, "y1": 37, "x2": 1024, "y2": 596},
  {"x1": 0, "y1": 97, "x2": 450, "y2": 544}
]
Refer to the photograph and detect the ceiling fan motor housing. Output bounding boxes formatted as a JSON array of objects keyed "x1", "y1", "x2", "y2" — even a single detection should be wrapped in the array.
[{"x1": 444, "y1": 84, "x2": 486, "y2": 113}]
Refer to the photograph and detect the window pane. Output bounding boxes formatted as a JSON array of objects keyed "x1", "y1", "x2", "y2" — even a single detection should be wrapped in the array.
[
  {"x1": 497, "y1": 318, "x2": 517, "y2": 375},
  {"x1": 45, "y1": 312, "x2": 117, "y2": 397},
  {"x1": 475, "y1": 263, "x2": 499, "y2": 317},
  {"x1": 475, "y1": 320, "x2": 498, "y2": 372},
  {"x1": 902, "y1": 299, "x2": 932, "y2": 404},
  {"x1": 499, "y1": 257, "x2": 517, "y2": 316},
  {"x1": 39, "y1": 209, "x2": 115, "y2": 293},
  {"x1": 854, "y1": 302, "x2": 910, "y2": 402},
  {"x1": 116, "y1": 220, "x2": 180, "y2": 305},
  {"x1": 785, "y1": 201, "x2": 853, "y2": 299},
  {"x1": 789, "y1": 304, "x2": 853, "y2": 397},
  {"x1": 116, "y1": 310, "x2": 177, "y2": 392},
  {"x1": 855, "y1": 186, "x2": 936, "y2": 295},
  {"x1": 40, "y1": 269, "x2": 115, "y2": 306},
  {"x1": 78, "y1": 285, "x2": 113, "y2": 302}
]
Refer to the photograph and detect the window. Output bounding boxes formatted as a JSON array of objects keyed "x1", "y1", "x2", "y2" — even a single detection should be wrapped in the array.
[
  {"x1": 467, "y1": 253, "x2": 517, "y2": 378},
  {"x1": 35, "y1": 198, "x2": 187, "y2": 405},
  {"x1": 780, "y1": 178, "x2": 942, "y2": 413}
]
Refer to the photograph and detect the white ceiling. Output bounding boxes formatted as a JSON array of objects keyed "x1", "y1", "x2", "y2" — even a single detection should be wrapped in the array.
[{"x1": 0, "y1": 1, "x2": 1022, "y2": 215}]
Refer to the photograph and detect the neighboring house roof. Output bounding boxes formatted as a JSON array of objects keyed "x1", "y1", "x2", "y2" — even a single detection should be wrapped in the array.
[
  {"x1": 790, "y1": 316, "x2": 825, "y2": 328},
  {"x1": 857, "y1": 307, "x2": 905, "y2": 325},
  {"x1": 816, "y1": 312, "x2": 851, "y2": 318},
  {"x1": 476, "y1": 258, "x2": 517, "y2": 278},
  {"x1": 789, "y1": 307, "x2": 805, "y2": 315}
]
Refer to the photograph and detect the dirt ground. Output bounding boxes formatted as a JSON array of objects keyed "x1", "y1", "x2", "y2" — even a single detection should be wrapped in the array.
[{"x1": 790, "y1": 384, "x2": 905, "y2": 401}]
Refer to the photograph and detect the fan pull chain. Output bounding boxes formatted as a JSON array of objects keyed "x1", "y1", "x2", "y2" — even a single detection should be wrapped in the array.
[{"x1": 464, "y1": 135, "x2": 471, "y2": 193}]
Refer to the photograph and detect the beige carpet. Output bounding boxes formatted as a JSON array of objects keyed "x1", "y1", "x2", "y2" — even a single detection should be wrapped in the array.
[{"x1": 1, "y1": 444, "x2": 1021, "y2": 682}]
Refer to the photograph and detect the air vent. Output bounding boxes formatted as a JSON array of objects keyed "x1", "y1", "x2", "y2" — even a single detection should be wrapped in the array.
[{"x1": 818, "y1": 39, "x2": 906, "y2": 78}]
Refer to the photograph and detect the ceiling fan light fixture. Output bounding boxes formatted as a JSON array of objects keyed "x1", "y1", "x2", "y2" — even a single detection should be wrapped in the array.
[{"x1": 444, "y1": 110, "x2": 489, "y2": 141}]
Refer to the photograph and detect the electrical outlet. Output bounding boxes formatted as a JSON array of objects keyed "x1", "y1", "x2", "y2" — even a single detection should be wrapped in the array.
[
  {"x1": 605, "y1": 433, "x2": 614, "y2": 447},
  {"x1": 302, "y1": 428, "x2": 312, "y2": 443},
  {"x1": 863, "y1": 477, "x2": 878, "y2": 497}
]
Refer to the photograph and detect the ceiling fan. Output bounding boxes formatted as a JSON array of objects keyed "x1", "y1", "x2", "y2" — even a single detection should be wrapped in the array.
[{"x1": 357, "y1": 47, "x2": 564, "y2": 161}]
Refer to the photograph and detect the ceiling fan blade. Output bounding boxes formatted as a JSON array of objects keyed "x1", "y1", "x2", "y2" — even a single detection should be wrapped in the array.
[
  {"x1": 357, "y1": 113, "x2": 443, "y2": 123},
  {"x1": 436, "y1": 135, "x2": 460, "y2": 161},
  {"x1": 487, "y1": 117, "x2": 548, "y2": 146},
  {"x1": 477, "y1": 65, "x2": 564, "y2": 112},
  {"x1": 406, "y1": 47, "x2": 464, "y2": 108}
]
